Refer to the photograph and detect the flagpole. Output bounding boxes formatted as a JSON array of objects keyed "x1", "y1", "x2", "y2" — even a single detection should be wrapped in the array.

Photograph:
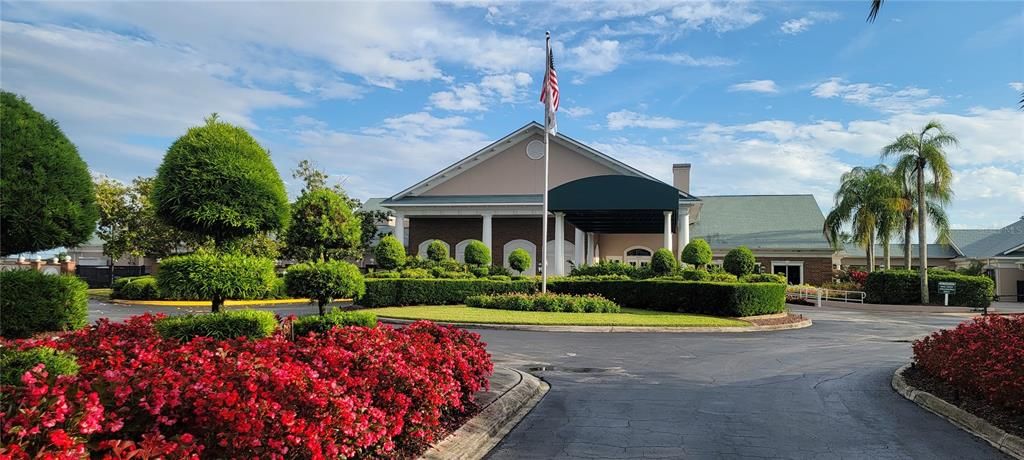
[{"x1": 541, "y1": 31, "x2": 551, "y2": 293}]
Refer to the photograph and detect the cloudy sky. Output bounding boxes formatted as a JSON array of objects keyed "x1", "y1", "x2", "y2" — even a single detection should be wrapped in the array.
[{"x1": 2, "y1": 1, "x2": 1022, "y2": 231}]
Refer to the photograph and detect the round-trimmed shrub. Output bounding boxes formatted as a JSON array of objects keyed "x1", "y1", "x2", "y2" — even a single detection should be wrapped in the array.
[
  {"x1": 426, "y1": 240, "x2": 449, "y2": 262},
  {"x1": 463, "y1": 240, "x2": 491, "y2": 266},
  {"x1": 152, "y1": 115, "x2": 288, "y2": 246},
  {"x1": 119, "y1": 276, "x2": 160, "y2": 300},
  {"x1": 157, "y1": 251, "x2": 277, "y2": 312},
  {"x1": 508, "y1": 248, "x2": 531, "y2": 275},
  {"x1": 0, "y1": 346, "x2": 79, "y2": 386},
  {"x1": 374, "y1": 235, "x2": 406, "y2": 270},
  {"x1": 741, "y1": 273, "x2": 786, "y2": 284},
  {"x1": 682, "y1": 239, "x2": 712, "y2": 268},
  {"x1": 291, "y1": 309, "x2": 377, "y2": 336},
  {"x1": 284, "y1": 260, "x2": 366, "y2": 315},
  {"x1": 284, "y1": 188, "x2": 361, "y2": 262},
  {"x1": 680, "y1": 268, "x2": 710, "y2": 281},
  {"x1": 723, "y1": 246, "x2": 756, "y2": 276},
  {"x1": 470, "y1": 266, "x2": 490, "y2": 278},
  {"x1": 155, "y1": 309, "x2": 278, "y2": 341},
  {"x1": 399, "y1": 268, "x2": 432, "y2": 279},
  {"x1": 650, "y1": 248, "x2": 678, "y2": 276},
  {"x1": 0, "y1": 270, "x2": 88, "y2": 338}
]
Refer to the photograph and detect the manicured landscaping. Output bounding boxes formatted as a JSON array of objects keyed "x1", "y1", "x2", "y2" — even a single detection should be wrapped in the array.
[
  {"x1": 360, "y1": 305, "x2": 751, "y2": 327},
  {"x1": 864, "y1": 269, "x2": 994, "y2": 308}
]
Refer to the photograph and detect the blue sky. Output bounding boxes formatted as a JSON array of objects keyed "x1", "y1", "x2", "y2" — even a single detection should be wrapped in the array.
[{"x1": 2, "y1": 1, "x2": 1022, "y2": 232}]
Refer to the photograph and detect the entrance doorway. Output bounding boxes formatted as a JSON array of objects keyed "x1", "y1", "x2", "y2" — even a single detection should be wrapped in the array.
[{"x1": 771, "y1": 261, "x2": 804, "y2": 285}]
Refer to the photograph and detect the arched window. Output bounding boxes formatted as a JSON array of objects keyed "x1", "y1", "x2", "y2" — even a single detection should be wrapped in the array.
[
  {"x1": 454, "y1": 239, "x2": 474, "y2": 263},
  {"x1": 624, "y1": 246, "x2": 653, "y2": 267},
  {"x1": 626, "y1": 248, "x2": 652, "y2": 257},
  {"x1": 417, "y1": 239, "x2": 450, "y2": 258},
  {"x1": 503, "y1": 239, "x2": 537, "y2": 276},
  {"x1": 546, "y1": 240, "x2": 576, "y2": 275}
]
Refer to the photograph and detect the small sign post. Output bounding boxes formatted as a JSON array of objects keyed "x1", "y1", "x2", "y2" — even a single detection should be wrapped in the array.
[{"x1": 937, "y1": 282, "x2": 956, "y2": 307}]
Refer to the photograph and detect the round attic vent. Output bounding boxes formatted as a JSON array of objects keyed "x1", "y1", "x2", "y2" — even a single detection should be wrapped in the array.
[{"x1": 526, "y1": 140, "x2": 545, "y2": 160}]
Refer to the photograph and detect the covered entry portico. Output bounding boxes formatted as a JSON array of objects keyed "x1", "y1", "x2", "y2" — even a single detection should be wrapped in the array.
[{"x1": 547, "y1": 175, "x2": 699, "y2": 274}]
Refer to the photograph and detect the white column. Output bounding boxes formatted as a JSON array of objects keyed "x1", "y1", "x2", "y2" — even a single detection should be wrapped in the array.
[
  {"x1": 481, "y1": 212, "x2": 493, "y2": 263},
  {"x1": 663, "y1": 211, "x2": 673, "y2": 252},
  {"x1": 677, "y1": 207, "x2": 690, "y2": 257},
  {"x1": 574, "y1": 227, "x2": 585, "y2": 267},
  {"x1": 554, "y1": 212, "x2": 565, "y2": 275},
  {"x1": 586, "y1": 232, "x2": 596, "y2": 264},
  {"x1": 393, "y1": 211, "x2": 406, "y2": 249}
]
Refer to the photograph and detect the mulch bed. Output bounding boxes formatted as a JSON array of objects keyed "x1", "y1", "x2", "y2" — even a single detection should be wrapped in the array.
[
  {"x1": 746, "y1": 313, "x2": 807, "y2": 327},
  {"x1": 903, "y1": 365, "x2": 1024, "y2": 439}
]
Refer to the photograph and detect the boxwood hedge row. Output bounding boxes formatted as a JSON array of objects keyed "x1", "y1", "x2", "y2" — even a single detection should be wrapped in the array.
[
  {"x1": 864, "y1": 270, "x2": 994, "y2": 308},
  {"x1": 360, "y1": 279, "x2": 538, "y2": 307}
]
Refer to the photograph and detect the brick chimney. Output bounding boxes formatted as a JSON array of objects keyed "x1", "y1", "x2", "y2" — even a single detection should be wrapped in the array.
[{"x1": 672, "y1": 163, "x2": 691, "y2": 194}]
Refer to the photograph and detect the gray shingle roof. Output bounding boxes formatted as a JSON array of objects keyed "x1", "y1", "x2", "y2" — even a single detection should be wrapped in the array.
[
  {"x1": 360, "y1": 198, "x2": 390, "y2": 213},
  {"x1": 842, "y1": 243, "x2": 958, "y2": 259},
  {"x1": 690, "y1": 195, "x2": 831, "y2": 250},
  {"x1": 951, "y1": 218, "x2": 1024, "y2": 258}
]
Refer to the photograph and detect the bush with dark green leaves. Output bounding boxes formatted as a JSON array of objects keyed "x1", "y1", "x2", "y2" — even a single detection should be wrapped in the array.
[
  {"x1": 508, "y1": 248, "x2": 531, "y2": 275},
  {"x1": 463, "y1": 240, "x2": 491, "y2": 266},
  {"x1": 548, "y1": 279, "x2": 786, "y2": 317},
  {"x1": 117, "y1": 275, "x2": 160, "y2": 300},
  {"x1": 470, "y1": 266, "x2": 490, "y2": 278},
  {"x1": 285, "y1": 261, "x2": 366, "y2": 315},
  {"x1": 374, "y1": 235, "x2": 406, "y2": 270},
  {"x1": 864, "y1": 269, "x2": 994, "y2": 308},
  {"x1": 0, "y1": 270, "x2": 88, "y2": 338},
  {"x1": 570, "y1": 261, "x2": 652, "y2": 279},
  {"x1": 155, "y1": 309, "x2": 278, "y2": 341},
  {"x1": 0, "y1": 91, "x2": 98, "y2": 256},
  {"x1": 706, "y1": 272, "x2": 738, "y2": 282},
  {"x1": 399, "y1": 268, "x2": 432, "y2": 279},
  {"x1": 426, "y1": 240, "x2": 449, "y2": 262},
  {"x1": 741, "y1": 273, "x2": 786, "y2": 284},
  {"x1": 157, "y1": 251, "x2": 277, "y2": 312},
  {"x1": 488, "y1": 265, "x2": 513, "y2": 277},
  {"x1": 681, "y1": 239, "x2": 713, "y2": 268},
  {"x1": 151, "y1": 115, "x2": 288, "y2": 246},
  {"x1": 650, "y1": 248, "x2": 678, "y2": 276},
  {"x1": 367, "y1": 270, "x2": 401, "y2": 279},
  {"x1": 0, "y1": 346, "x2": 79, "y2": 386},
  {"x1": 360, "y1": 279, "x2": 537, "y2": 307},
  {"x1": 283, "y1": 188, "x2": 361, "y2": 262},
  {"x1": 291, "y1": 309, "x2": 377, "y2": 336},
  {"x1": 723, "y1": 246, "x2": 756, "y2": 276},
  {"x1": 467, "y1": 292, "x2": 620, "y2": 313}
]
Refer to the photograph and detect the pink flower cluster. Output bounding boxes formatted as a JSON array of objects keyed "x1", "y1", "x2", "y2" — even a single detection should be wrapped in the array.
[
  {"x1": 1, "y1": 315, "x2": 493, "y2": 459},
  {"x1": 913, "y1": 314, "x2": 1024, "y2": 412}
]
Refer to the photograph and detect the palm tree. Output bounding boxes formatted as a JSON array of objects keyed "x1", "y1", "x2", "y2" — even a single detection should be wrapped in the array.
[
  {"x1": 891, "y1": 169, "x2": 953, "y2": 270},
  {"x1": 881, "y1": 121, "x2": 958, "y2": 302},
  {"x1": 825, "y1": 165, "x2": 901, "y2": 272}
]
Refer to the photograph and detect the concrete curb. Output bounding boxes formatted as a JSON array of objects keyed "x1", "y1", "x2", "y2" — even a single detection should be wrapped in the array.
[
  {"x1": 821, "y1": 301, "x2": 976, "y2": 314},
  {"x1": 379, "y1": 316, "x2": 812, "y2": 333},
  {"x1": 422, "y1": 368, "x2": 548, "y2": 460},
  {"x1": 108, "y1": 298, "x2": 320, "y2": 308},
  {"x1": 892, "y1": 363, "x2": 1023, "y2": 459}
]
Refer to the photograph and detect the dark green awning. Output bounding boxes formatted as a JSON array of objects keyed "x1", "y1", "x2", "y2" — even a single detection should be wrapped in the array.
[{"x1": 549, "y1": 175, "x2": 683, "y2": 233}]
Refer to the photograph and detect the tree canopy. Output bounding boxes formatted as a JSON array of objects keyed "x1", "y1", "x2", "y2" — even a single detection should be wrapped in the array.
[
  {"x1": 283, "y1": 188, "x2": 362, "y2": 262},
  {"x1": 95, "y1": 176, "x2": 200, "y2": 262}
]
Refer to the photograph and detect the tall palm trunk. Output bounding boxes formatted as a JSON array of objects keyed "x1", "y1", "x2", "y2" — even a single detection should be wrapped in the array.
[
  {"x1": 917, "y1": 160, "x2": 929, "y2": 303},
  {"x1": 867, "y1": 233, "x2": 876, "y2": 272},
  {"x1": 883, "y1": 239, "x2": 891, "y2": 269},
  {"x1": 903, "y1": 215, "x2": 913, "y2": 269}
]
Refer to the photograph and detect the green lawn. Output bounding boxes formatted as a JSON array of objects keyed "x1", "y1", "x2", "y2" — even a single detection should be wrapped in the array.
[
  {"x1": 87, "y1": 288, "x2": 112, "y2": 299},
  {"x1": 360, "y1": 306, "x2": 750, "y2": 327}
]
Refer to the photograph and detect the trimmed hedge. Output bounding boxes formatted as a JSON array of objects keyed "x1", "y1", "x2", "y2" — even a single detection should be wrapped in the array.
[
  {"x1": 360, "y1": 279, "x2": 536, "y2": 307},
  {"x1": 0, "y1": 270, "x2": 88, "y2": 338},
  {"x1": 118, "y1": 276, "x2": 159, "y2": 300},
  {"x1": 284, "y1": 260, "x2": 365, "y2": 314},
  {"x1": 548, "y1": 279, "x2": 786, "y2": 317},
  {"x1": 741, "y1": 273, "x2": 786, "y2": 284},
  {"x1": 0, "y1": 346, "x2": 79, "y2": 386},
  {"x1": 155, "y1": 310, "x2": 278, "y2": 341},
  {"x1": 467, "y1": 293, "x2": 620, "y2": 313},
  {"x1": 157, "y1": 252, "x2": 277, "y2": 311},
  {"x1": 291, "y1": 310, "x2": 377, "y2": 336},
  {"x1": 864, "y1": 269, "x2": 994, "y2": 308}
]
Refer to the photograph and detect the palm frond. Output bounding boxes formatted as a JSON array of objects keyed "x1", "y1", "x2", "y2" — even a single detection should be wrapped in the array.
[
  {"x1": 867, "y1": 0, "x2": 884, "y2": 22},
  {"x1": 880, "y1": 133, "x2": 919, "y2": 160},
  {"x1": 927, "y1": 204, "x2": 952, "y2": 245}
]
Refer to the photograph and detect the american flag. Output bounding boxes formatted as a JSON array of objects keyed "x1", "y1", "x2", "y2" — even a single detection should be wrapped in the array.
[{"x1": 540, "y1": 32, "x2": 559, "y2": 135}]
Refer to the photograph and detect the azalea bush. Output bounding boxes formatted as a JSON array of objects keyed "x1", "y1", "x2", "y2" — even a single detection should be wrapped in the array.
[
  {"x1": 1, "y1": 314, "x2": 492, "y2": 459},
  {"x1": 912, "y1": 314, "x2": 1024, "y2": 413}
]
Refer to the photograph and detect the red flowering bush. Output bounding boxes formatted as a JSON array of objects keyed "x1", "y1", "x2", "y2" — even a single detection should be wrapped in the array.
[
  {"x1": 913, "y1": 314, "x2": 1024, "y2": 412},
  {"x1": 1, "y1": 314, "x2": 492, "y2": 459},
  {"x1": 848, "y1": 269, "x2": 868, "y2": 288}
]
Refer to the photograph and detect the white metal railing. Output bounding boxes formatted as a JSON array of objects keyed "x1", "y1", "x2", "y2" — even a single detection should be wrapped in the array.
[{"x1": 786, "y1": 286, "x2": 866, "y2": 306}]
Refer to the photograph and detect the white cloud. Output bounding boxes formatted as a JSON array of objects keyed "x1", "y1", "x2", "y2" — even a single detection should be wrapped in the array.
[
  {"x1": 811, "y1": 77, "x2": 946, "y2": 113},
  {"x1": 642, "y1": 52, "x2": 736, "y2": 67},
  {"x1": 780, "y1": 11, "x2": 839, "y2": 35},
  {"x1": 607, "y1": 110, "x2": 689, "y2": 130},
  {"x1": 1010, "y1": 82, "x2": 1024, "y2": 92},
  {"x1": 566, "y1": 38, "x2": 622, "y2": 77},
  {"x1": 480, "y1": 72, "x2": 533, "y2": 103},
  {"x1": 430, "y1": 72, "x2": 534, "y2": 111},
  {"x1": 951, "y1": 166, "x2": 1024, "y2": 228},
  {"x1": 563, "y1": 106, "x2": 594, "y2": 118},
  {"x1": 429, "y1": 84, "x2": 487, "y2": 112},
  {"x1": 729, "y1": 80, "x2": 779, "y2": 94},
  {"x1": 668, "y1": 1, "x2": 763, "y2": 32}
]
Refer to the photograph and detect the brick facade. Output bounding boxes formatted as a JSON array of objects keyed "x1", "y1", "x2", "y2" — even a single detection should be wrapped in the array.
[{"x1": 407, "y1": 216, "x2": 578, "y2": 267}]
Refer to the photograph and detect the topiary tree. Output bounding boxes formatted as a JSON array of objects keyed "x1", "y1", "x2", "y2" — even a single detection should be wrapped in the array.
[
  {"x1": 464, "y1": 240, "x2": 491, "y2": 266},
  {"x1": 1, "y1": 91, "x2": 97, "y2": 255},
  {"x1": 508, "y1": 248, "x2": 531, "y2": 275},
  {"x1": 152, "y1": 114, "x2": 288, "y2": 247},
  {"x1": 681, "y1": 238, "x2": 713, "y2": 269},
  {"x1": 156, "y1": 251, "x2": 277, "y2": 313},
  {"x1": 283, "y1": 188, "x2": 362, "y2": 262},
  {"x1": 723, "y1": 246, "x2": 756, "y2": 276},
  {"x1": 426, "y1": 240, "x2": 449, "y2": 263},
  {"x1": 650, "y1": 248, "x2": 678, "y2": 276},
  {"x1": 374, "y1": 235, "x2": 406, "y2": 270},
  {"x1": 284, "y1": 260, "x2": 366, "y2": 315}
]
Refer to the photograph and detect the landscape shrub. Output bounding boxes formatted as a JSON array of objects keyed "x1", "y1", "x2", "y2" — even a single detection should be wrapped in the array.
[
  {"x1": 723, "y1": 246, "x2": 756, "y2": 276},
  {"x1": 400, "y1": 268, "x2": 432, "y2": 279},
  {"x1": 426, "y1": 240, "x2": 449, "y2": 262},
  {"x1": 463, "y1": 240, "x2": 490, "y2": 266},
  {"x1": 436, "y1": 270, "x2": 474, "y2": 279},
  {"x1": 0, "y1": 346, "x2": 79, "y2": 386},
  {"x1": 156, "y1": 251, "x2": 278, "y2": 312},
  {"x1": 117, "y1": 276, "x2": 160, "y2": 300},
  {"x1": 285, "y1": 261, "x2": 366, "y2": 315},
  {"x1": 470, "y1": 266, "x2": 490, "y2": 278},
  {"x1": 819, "y1": 280, "x2": 861, "y2": 291},
  {"x1": 507, "y1": 248, "x2": 531, "y2": 275},
  {"x1": 374, "y1": 235, "x2": 406, "y2": 270},
  {"x1": 0, "y1": 314, "x2": 492, "y2": 458},
  {"x1": 570, "y1": 261, "x2": 651, "y2": 279},
  {"x1": 864, "y1": 269, "x2": 993, "y2": 308},
  {"x1": 487, "y1": 275, "x2": 512, "y2": 281},
  {"x1": 110, "y1": 276, "x2": 140, "y2": 298},
  {"x1": 679, "y1": 268, "x2": 710, "y2": 281},
  {"x1": 913, "y1": 315, "x2": 1023, "y2": 412},
  {"x1": 265, "y1": 276, "x2": 289, "y2": 299},
  {"x1": 681, "y1": 239, "x2": 712, "y2": 267},
  {"x1": 291, "y1": 310, "x2": 377, "y2": 336},
  {"x1": 649, "y1": 248, "x2": 677, "y2": 276},
  {"x1": 741, "y1": 273, "x2": 786, "y2": 284},
  {"x1": 548, "y1": 279, "x2": 786, "y2": 317},
  {"x1": 567, "y1": 274, "x2": 632, "y2": 281},
  {"x1": 467, "y1": 292, "x2": 620, "y2": 313},
  {"x1": 487, "y1": 265, "x2": 513, "y2": 277},
  {"x1": 360, "y1": 279, "x2": 536, "y2": 307},
  {"x1": 154, "y1": 310, "x2": 278, "y2": 341},
  {"x1": 367, "y1": 270, "x2": 401, "y2": 279},
  {"x1": 706, "y1": 272, "x2": 738, "y2": 283},
  {"x1": 0, "y1": 270, "x2": 88, "y2": 339}
]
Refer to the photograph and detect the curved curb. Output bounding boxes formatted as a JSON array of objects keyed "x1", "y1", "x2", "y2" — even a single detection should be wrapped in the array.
[
  {"x1": 107, "y1": 298, "x2": 334, "y2": 308},
  {"x1": 892, "y1": 363, "x2": 1023, "y2": 459},
  {"x1": 379, "y1": 316, "x2": 811, "y2": 333},
  {"x1": 422, "y1": 368, "x2": 548, "y2": 460}
]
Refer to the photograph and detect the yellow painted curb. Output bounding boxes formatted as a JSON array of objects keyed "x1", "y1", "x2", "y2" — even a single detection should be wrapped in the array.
[{"x1": 108, "y1": 298, "x2": 352, "y2": 307}]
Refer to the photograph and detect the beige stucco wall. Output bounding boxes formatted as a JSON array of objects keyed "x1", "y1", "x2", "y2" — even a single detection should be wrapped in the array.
[
  {"x1": 422, "y1": 134, "x2": 619, "y2": 196},
  {"x1": 594, "y1": 234, "x2": 668, "y2": 261},
  {"x1": 995, "y1": 266, "x2": 1024, "y2": 301}
]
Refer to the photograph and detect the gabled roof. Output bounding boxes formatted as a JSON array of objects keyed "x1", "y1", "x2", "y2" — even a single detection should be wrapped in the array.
[
  {"x1": 387, "y1": 122, "x2": 697, "y2": 202},
  {"x1": 841, "y1": 243, "x2": 959, "y2": 259},
  {"x1": 690, "y1": 195, "x2": 831, "y2": 250},
  {"x1": 359, "y1": 198, "x2": 389, "y2": 213},
  {"x1": 950, "y1": 218, "x2": 1024, "y2": 258}
]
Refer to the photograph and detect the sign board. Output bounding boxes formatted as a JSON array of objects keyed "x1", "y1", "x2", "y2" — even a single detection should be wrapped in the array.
[{"x1": 937, "y1": 282, "x2": 956, "y2": 294}]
